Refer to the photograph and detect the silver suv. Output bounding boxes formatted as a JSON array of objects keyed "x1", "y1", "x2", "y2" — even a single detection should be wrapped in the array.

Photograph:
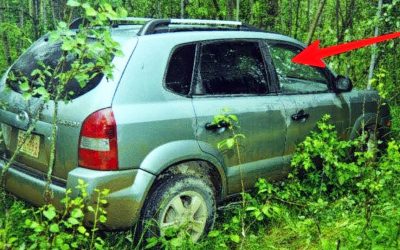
[{"x1": 0, "y1": 18, "x2": 391, "y2": 240}]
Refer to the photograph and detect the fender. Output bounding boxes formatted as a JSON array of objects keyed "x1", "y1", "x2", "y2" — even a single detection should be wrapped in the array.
[
  {"x1": 139, "y1": 140, "x2": 228, "y2": 197},
  {"x1": 349, "y1": 112, "x2": 379, "y2": 139}
]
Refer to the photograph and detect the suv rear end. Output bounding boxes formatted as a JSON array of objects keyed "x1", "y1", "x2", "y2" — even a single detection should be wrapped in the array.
[{"x1": 0, "y1": 26, "x2": 157, "y2": 228}]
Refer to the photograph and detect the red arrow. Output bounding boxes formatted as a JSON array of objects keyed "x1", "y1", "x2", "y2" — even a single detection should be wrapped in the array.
[{"x1": 292, "y1": 32, "x2": 400, "y2": 68}]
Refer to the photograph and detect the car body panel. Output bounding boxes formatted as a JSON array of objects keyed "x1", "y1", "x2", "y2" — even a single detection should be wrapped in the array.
[
  {"x1": 192, "y1": 95, "x2": 287, "y2": 194},
  {"x1": 282, "y1": 92, "x2": 351, "y2": 155}
]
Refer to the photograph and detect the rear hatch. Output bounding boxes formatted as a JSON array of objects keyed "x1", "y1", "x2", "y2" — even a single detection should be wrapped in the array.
[{"x1": 0, "y1": 28, "x2": 138, "y2": 180}]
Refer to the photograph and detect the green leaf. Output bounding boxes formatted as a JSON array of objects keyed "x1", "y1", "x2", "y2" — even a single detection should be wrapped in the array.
[
  {"x1": 49, "y1": 223, "x2": 60, "y2": 233},
  {"x1": 208, "y1": 230, "x2": 220, "y2": 237},
  {"x1": 58, "y1": 22, "x2": 67, "y2": 29},
  {"x1": 99, "y1": 215, "x2": 107, "y2": 223},
  {"x1": 81, "y1": 3, "x2": 90, "y2": 9},
  {"x1": 36, "y1": 87, "x2": 48, "y2": 97},
  {"x1": 30, "y1": 69, "x2": 42, "y2": 77},
  {"x1": 145, "y1": 237, "x2": 158, "y2": 249},
  {"x1": 170, "y1": 238, "x2": 182, "y2": 247},
  {"x1": 85, "y1": 7, "x2": 98, "y2": 17},
  {"x1": 77, "y1": 226, "x2": 86, "y2": 234},
  {"x1": 67, "y1": 0, "x2": 81, "y2": 7},
  {"x1": 61, "y1": 40, "x2": 74, "y2": 51},
  {"x1": 71, "y1": 208, "x2": 84, "y2": 219},
  {"x1": 19, "y1": 81, "x2": 30, "y2": 92},
  {"x1": 261, "y1": 205, "x2": 271, "y2": 217},
  {"x1": 230, "y1": 234, "x2": 240, "y2": 243},
  {"x1": 43, "y1": 207, "x2": 57, "y2": 221},
  {"x1": 67, "y1": 217, "x2": 79, "y2": 225},
  {"x1": 226, "y1": 138, "x2": 235, "y2": 149},
  {"x1": 117, "y1": 8, "x2": 128, "y2": 18}
]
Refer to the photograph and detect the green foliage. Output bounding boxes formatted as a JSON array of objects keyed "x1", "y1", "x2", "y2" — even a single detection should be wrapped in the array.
[
  {"x1": 145, "y1": 226, "x2": 198, "y2": 250},
  {"x1": 192, "y1": 115, "x2": 399, "y2": 249},
  {"x1": 0, "y1": 180, "x2": 110, "y2": 249},
  {"x1": 245, "y1": 117, "x2": 399, "y2": 249},
  {"x1": 0, "y1": 0, "x2": 399, "y2": 249},
  {"x1": 24, "y1": 180, "x2": 110, "y2": 249}
]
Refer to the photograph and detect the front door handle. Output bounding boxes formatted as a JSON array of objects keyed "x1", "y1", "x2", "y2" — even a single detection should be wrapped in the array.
[
  {"x1": 205, "y1": 121, "x2": 229, "y2": 131},
  {"x1": 291, "y1": 110, "x2": 310, "y2": 122}
]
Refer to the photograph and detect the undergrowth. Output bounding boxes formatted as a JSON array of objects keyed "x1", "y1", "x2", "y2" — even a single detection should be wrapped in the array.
[
  {"x1": 0, "y1": 115, "x2": 399, "y2": 249},
  {"x1": 1, "y1": 116, "x2": 399, "y2": 249},
  {"x1": 0, "y1": 180, "x2": 109, "y2": 249}
]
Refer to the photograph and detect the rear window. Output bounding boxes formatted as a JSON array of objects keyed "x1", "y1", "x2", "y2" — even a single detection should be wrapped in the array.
[
  {"x1": 165, "y1": 44, "x2": 196, "y2": 96},
  {"x1": 6, "y1": 35, "x2": 105, "y2": 99}
]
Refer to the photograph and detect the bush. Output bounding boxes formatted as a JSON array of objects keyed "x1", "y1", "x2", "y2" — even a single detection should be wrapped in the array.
[{"x1": 0, "y1": 180, "x2": 109, "y2": 250}]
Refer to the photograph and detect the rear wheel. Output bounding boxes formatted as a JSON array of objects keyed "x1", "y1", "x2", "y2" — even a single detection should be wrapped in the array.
[{"x1": 139, "y1": 174, "x2": 216, "y2": 242}]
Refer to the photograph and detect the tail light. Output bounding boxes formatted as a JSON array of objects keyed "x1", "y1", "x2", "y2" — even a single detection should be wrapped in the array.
[{"x1": 79, "y1": 108, "x2": 118, "y2": 171}]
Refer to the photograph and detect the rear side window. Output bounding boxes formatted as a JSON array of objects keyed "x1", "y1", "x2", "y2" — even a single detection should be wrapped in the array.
[
  {"x1": 165, "y1": 44, "x2": 196, "y2": 96},
  {"x1": 6, "y1": 35, "x2": 106, "y2": 100},
  {"x1": 199, "y1": 41, "x2": 269, "y2": 95}
]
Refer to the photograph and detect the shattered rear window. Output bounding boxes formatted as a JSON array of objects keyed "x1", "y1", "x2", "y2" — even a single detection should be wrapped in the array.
[{"x1": 6, "y1": 35, "x2": 105, "y2": 99}]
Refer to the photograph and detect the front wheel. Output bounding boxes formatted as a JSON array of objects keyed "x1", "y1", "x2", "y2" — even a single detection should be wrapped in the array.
[{"x1": 139, "y1": 175, "x2": 216, "y2": 242}]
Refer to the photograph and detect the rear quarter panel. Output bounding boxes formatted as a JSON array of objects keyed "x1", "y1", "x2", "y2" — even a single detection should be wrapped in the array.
[{"x1": 112, "y1": 37, "x2": 198, "y2": 170}]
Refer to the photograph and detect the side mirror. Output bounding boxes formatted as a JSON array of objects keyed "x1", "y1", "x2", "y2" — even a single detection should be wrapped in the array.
[{"x1": 333, "y1": 75, "x2": 353, "y2": 93}]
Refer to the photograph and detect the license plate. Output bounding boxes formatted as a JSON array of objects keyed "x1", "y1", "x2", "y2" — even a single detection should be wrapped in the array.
[{"x1": 17, "y1": 130, "x2": 40, "y2": 158}]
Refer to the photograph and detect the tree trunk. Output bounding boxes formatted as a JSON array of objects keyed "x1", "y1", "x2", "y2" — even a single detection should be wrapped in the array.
[
  {"x1": 211, "y1": 0, "x2": 222, "y2": 19},
  {"x1": 294, "y1": 0, "x2": 301, "y2": 39},
  {"x1": 180, "y1": 0, "x2": 184, "y2": 18},
  {"x1": 306, "y1": 0, "x2": 326, "y2": 45},
  {"x1": 41, "y1": 0, "x2": 47, "y2": 31},
  {"x1": 227, "y1": 0, "x2": 235, "y2": 20},
  {"x1": 367, "y1": 0, "x2": 383, "y2": 89},
  {"x1": 236, "y1": 0, "x2": 240, "y2": 21},
  {"x1": 0, "y1": 0, "x2": 12, "y2": 65},
  {"x1": 287, "y1": 0, "x2": 293, "y2": 36},
  {"x1": 336, "y1": 0, "x2": 340, "y2": 40},
  {"x1": 267, "y1": 0, "x2": 279, "y2": 30}
]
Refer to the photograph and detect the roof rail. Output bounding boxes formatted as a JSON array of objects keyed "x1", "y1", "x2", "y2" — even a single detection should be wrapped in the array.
[
  {"x1": 169, "y1": 19, "x2": 242, "y2": 26},
  {"x1": 69, "y1": 17, "x2": 153, "y2": 29},
  {"x1": 110, "y1": 17, "x2": 153, "y2": 23},
  {"x1": 138, "y1": 18, "x2": 252, "y2": 36},
  {"x1": 69, "y1": 17, "x2": 264, "y2": 35}
]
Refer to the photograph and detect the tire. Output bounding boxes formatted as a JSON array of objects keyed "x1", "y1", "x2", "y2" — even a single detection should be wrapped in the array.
[{"x1": 138, "y1": 174, "x2": 216, "y2": 243}]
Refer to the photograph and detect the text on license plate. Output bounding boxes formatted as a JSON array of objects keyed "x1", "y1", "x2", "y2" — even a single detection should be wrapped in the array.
[{"x1": 17, "y1": 130, "x2": 40, "y2": 158}]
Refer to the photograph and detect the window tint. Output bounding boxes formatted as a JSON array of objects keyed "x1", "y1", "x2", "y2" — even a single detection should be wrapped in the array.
[
  {"x1": 269, "y1": 44, "x2": 329, "y2": 94},
  {"x1": 199, "y1": 41, "x2": 268, "y2": 95},
  {"x1": 165, "y1": 44, "x2": 196, "y2": 95}
]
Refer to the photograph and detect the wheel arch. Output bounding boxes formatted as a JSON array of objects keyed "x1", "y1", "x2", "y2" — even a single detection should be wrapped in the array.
[
  {"x1": 139, "y1": 140, "x2": 227, "y2": 201},
  {"x1": 349, "y1": 112, "x2": 381, "y2": 139}
]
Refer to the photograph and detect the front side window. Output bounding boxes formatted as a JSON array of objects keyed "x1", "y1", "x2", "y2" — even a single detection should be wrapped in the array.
[
  {"x1": 165, "y1": 44, "x2": 196, "y2": 95},
  {"x1": 269, "y1": 44, "x2": 330, "y2": 94},
  {"x1": 198, "y1": 41, "x2": 269, "y2": 95}
]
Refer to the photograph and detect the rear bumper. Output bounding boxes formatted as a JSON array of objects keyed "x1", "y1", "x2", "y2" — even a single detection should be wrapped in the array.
[{"x1": 0, "y1": 159, "x2": 156, "y2": 229}]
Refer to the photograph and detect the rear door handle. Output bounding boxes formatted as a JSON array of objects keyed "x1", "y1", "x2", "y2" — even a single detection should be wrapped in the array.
[{"x1": 291, "y1": 110, "x2": 310, "y2": 122}]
